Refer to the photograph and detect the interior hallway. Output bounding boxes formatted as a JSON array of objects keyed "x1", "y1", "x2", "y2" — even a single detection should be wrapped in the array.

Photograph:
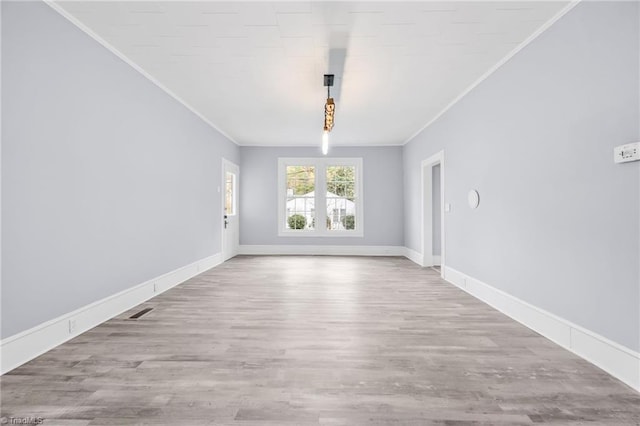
[{"x1": 1, "y1": 256, "x2": 638, "y2": 425}]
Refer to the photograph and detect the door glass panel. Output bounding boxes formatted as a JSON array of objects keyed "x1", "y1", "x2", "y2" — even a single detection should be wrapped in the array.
[{"x1": 225, "y1": 172, "x2": 236, "y2": 216}]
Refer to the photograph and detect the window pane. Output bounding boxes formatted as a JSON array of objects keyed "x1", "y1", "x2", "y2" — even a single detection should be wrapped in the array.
[
  {"x1": 286, "y1": 166, "x2": 315, "y2": 230},
  {"x1": 326, "y1": 166, "x2": 356, "y2": 231},
  {"x1": 327, "y1": 166, "x2": 355, "y2": 199},
  {"x1": 225, "y1": 172, "x2": 235, "y2": 215}
]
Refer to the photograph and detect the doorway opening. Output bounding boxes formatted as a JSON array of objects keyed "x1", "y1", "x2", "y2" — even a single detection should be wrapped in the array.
[{"x1": 421, "y1": 151, "x2": 445, "y2": 276}]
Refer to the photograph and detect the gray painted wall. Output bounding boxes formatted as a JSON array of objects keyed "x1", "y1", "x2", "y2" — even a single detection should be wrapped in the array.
[
  {"x1": 1, "y1": 2, "x2": 239, "y2": 338},
  {"x1": 432, "y1": 164, "x2": 441, "y2": 257},
  {"x1": 404, "y1": 1, "x2": 639, "y2": 351},
  {"x1": 240, "y1": 146, "x2": 404, "y2": 246}
]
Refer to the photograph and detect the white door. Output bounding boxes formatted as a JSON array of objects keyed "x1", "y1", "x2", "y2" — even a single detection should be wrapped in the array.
[{"x1": 222, "y1": 159, "x2": 239, "y2": 261}]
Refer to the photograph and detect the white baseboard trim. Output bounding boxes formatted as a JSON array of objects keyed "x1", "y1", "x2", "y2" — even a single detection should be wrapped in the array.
[
  {"x1": 0, "y1": 253, "x2": 223, "y2": 375},
  {"x1": 403, "y1": 247, "x2": 423, "y2": 266},
  {"x1": 402, "y1": 248, "x2": 441, "y2": 268},
  {"x1": 239, "y1": 245, "x2": 405, "y2": 256},
  {"x1": 443, "y1": 265, "x2": 640, "y2": 392}
]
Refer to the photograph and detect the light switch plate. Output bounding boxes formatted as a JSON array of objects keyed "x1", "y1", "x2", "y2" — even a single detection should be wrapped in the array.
[{"x1": 614, "y1": 142, "x2": 640, "y2": 163}]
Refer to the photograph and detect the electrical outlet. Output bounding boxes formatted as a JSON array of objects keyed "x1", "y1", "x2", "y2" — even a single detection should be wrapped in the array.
[
  {"x1": 614, "y1": 142, "x2": 640, "y2": 163},
  {"x1": 68, "y1": 319, "x2": 77, "y2": 334}
]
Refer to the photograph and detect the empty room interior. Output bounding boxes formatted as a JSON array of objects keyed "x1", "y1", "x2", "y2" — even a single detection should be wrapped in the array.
[{"x1": 1, "y1": 0, "x2": 639, "y2": 424}]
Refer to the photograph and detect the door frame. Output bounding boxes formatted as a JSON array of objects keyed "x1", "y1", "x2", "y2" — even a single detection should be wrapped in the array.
[
  {"x1": 420, "y1": 151, "x2": 445, "y2": 275},
  {"x1": 221, "y1": 158, "x2": 240, "y2": 261}
]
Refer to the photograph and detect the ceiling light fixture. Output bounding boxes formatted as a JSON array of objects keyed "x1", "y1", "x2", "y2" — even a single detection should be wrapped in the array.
[{"x1": 322, "y1": 74, "x2": 335, "y2": 156}]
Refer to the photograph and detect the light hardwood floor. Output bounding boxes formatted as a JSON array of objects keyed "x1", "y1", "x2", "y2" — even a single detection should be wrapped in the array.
[{"x1": 1, "y1": 256, "x2": 639, "y2": 425}]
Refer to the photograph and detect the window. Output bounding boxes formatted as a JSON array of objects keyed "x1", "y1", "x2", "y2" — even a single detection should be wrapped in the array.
[{"x1": 278, "y1": 158, "x2": 363, "y2": 237}]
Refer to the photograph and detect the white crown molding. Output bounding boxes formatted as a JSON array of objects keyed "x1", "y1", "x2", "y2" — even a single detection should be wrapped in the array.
[
  {"x1": 44, "y1": 1, "x2": 239, "y2": 146},
  {"x1": 237, "y1": 142, "x2": 405, "y2": 148},
  {"x1": 45, "y1": 0, "x2": 582, "y2": 150},
  {"x1": 443, "y1": 265, "x2": 640, "y2": 392},
  {"x1": 0, "y1": 253, "x2": 223, "y2": 374},
  {"x1": 402, "y1": 0, "x2": 582, "y2": 146}
]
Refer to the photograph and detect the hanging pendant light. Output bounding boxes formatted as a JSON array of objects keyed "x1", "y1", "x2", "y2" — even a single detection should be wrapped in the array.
[{"x1": 322, "y1": 74, "x2": 335, "y2": 155}]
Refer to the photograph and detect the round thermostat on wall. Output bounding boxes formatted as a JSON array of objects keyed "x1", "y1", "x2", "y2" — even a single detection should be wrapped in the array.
[{"x1": 468, "y1": 190, "x2": 480, "y2": 209}]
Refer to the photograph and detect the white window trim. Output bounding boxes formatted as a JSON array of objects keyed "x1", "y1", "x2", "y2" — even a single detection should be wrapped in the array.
[{"x1": 278, "y1": 157, "x2": 364, "y2": 237}]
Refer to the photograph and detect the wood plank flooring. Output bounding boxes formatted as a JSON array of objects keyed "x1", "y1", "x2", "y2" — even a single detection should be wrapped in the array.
[{"x1": 1, "y1": 256, "x2": 639, "y2": 425}]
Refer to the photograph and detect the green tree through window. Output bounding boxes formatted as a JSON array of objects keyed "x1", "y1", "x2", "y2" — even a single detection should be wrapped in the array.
[
  {"x1": 286, "y1": 166, "x2": 315, "y2": 195},
  {"x1": 327, "y1": 166, "x2": 355, "y2": 200}
]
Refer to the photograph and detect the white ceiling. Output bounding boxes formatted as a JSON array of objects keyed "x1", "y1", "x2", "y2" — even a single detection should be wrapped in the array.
[{"x1": 54, "y1": 1, "x2": 570, "y2": 146}]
